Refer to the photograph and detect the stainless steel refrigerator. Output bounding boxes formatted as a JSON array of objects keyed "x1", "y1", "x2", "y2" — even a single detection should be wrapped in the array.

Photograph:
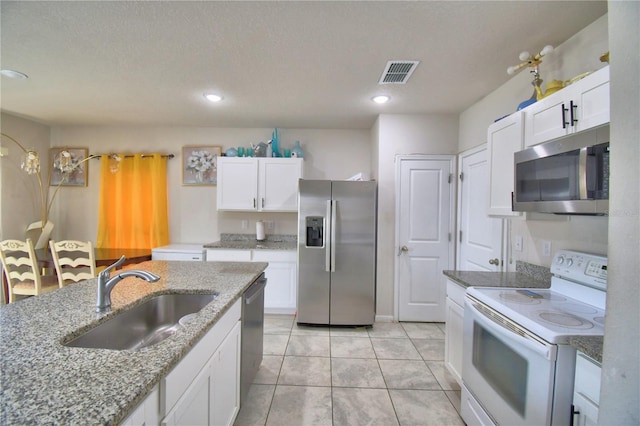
[{"x1": 297, "y1": 179, "x2": 377, "y2": 326}]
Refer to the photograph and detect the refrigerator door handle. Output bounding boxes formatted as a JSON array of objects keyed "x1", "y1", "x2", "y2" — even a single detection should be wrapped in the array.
[
  {"x1": 331, "y1": 200, "x2": 337, "y2": 272},
  {"x1": 326, "y1": 200, "x2": 332, "y2": 272}
]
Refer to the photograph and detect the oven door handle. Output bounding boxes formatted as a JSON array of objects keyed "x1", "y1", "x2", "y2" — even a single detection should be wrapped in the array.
[{"x1": 467, "y1": 300, "x2": 556, "y2": 360}]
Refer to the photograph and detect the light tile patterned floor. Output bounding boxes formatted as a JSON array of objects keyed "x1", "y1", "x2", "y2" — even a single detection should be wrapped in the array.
[{"x1": 234, "y1": 315, "x2": 463, "y2": 426}]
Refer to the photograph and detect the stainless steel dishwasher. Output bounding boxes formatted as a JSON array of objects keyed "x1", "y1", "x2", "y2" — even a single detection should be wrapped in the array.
[{"x1": 241, "y1": 273, "x2": 266, "y2": 405}]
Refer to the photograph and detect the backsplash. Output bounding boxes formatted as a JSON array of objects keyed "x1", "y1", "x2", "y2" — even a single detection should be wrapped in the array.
[
  {"x1": 220, "y1": 233, "x2": 297, "y2": 243},
  {"x1": 516, "y1": 260, "x2": 552, "y2": 283}
]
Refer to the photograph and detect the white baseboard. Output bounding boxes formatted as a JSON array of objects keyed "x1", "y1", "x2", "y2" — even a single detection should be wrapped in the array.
[
  {"x1": 374, "y1": 314, "x2": 394, "y2": 323},
  {"x1": 265, "y1": 307, "x2": 297, "y2": 315}
]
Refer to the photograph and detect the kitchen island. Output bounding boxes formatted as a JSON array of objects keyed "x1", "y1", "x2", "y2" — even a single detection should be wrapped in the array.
[{"x1": 0, "y1": 260, "x2": 267, "y2": 425}]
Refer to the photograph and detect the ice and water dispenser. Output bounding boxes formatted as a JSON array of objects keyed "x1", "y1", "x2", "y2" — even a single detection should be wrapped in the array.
[{"x1": 305, "y1": 216, "x2": 324, "y2": 247}]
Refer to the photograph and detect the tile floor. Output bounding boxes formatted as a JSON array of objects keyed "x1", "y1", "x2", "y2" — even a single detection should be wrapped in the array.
[{"x1": 234, "y1": 315, "x2": 464, "y2": 426}]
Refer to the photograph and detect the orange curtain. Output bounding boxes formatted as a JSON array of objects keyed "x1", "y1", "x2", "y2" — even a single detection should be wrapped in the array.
[{"x1": 96, "y1": 154, "x2": 169, "y2": 249}]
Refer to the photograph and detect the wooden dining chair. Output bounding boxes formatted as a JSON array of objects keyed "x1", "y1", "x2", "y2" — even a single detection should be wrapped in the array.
[
  {"x1": 49, "y1": 240, "x2": 97, "y2": 287},
  {"x1": 0, "y1": 238, "x2": 59, "y2": 303}
]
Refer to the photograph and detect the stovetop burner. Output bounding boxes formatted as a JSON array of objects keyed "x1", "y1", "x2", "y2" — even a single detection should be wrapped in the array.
[
  {"x1": 533, "y1": 310, "x2": 595, "y2": 329},
  {"x1": 498, "y1": 291, "x2": 567, "y2": 304}
]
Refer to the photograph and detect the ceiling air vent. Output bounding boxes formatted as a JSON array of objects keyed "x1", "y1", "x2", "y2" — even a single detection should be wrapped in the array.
[{"x1": 378, "y1": 60, "x2": 420, "y2": 84}]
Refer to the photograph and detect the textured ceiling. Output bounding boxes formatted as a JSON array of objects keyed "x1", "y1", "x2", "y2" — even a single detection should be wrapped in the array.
[{"x1": 0, "y1": 1, "x2": 607, "y2": 129}]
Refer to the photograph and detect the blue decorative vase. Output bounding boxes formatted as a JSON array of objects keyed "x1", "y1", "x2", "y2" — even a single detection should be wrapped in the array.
[
  {"x1": 291, "y1": 141, "x2": 304, "y2": 158},
  {"x1": 271, "y1": 128, "x2": 281, "y2": 157}
]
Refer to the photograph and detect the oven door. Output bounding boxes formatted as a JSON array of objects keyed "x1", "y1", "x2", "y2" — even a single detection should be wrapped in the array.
[{"x1": 463, "y1": 296, "x2": 558, "y2": 426}]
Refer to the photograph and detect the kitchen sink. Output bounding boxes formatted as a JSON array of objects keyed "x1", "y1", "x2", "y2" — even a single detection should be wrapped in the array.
[{"x1": 64, "y1": 293, "x2": 218, "y2": 350}]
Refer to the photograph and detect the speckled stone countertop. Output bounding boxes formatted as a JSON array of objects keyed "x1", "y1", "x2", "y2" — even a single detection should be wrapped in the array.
[
  {"x1": 569, "y1": 336, "x2": 604, "y2": 363},
  {"x1": 444, "y1": 260, "x2": 551, "y2": 289},
  {"x1": 0, "y1": 260, "x2": 267, "y2": 425},
  {"x1": 443, "y1": 269, "x2": 550, "y2": 289},
  {"x1": 204, "y1": 233, "x2": 297, "y2": 251}
]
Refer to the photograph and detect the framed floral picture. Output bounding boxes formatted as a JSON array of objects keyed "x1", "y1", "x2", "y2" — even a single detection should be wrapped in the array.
[
  {"x1": 182, "y1": 145, "x2": 222, "y2": 185},
  {"x1": 49, "y1": 147, "x2": 88, "y2": 187}
]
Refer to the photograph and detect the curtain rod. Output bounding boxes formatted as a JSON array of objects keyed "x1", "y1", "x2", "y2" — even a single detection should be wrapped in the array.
[{"x1": 90, "y1": 153, "x2": 175, "y2": 159}]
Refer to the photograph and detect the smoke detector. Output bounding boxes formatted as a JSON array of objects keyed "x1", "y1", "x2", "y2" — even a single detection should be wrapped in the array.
[{"x1": 378, "y1": 61, "x2": 420, "y2": 84}]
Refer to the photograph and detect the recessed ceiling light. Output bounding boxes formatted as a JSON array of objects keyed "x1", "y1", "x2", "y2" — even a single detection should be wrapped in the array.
[
  {"x1": 372, "y1": 95, "x2": 390, "y2": 104},
  {"x1": 204, "y1": 93, "x2": 224, "y2": 103},
  {"x1": 1, "y1": 69, "x2": 28, "y2": 79}
]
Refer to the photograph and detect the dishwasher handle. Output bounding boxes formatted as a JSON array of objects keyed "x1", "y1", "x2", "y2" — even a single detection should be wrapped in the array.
[{"x1": 245, "y1": 275, "x2": 266, "y2": 304}]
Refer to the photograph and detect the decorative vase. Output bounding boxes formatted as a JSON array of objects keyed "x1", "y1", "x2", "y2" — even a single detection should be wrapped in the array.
[
  {"x1": 271, "y1": 128, "x2": 281, "y2": 157},
  {"x1": 26, "y1": 220, "x2": 54, "y2": 250},
  {"x1": 291, "y1": 141, "x2": 304, "y2": 158},
  {"x1": 195, "y1": 170, "x2": 203, "y2": 182}
]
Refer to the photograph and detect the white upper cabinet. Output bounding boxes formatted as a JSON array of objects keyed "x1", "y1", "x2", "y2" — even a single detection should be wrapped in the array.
[
  {"x1": 524, "y1": 66, "x2": 610, "y2": 147},
  {"x1": 487, "y1": 110, "x2": 523, "y2": 216},
  {"x1": 217, "y1": 157, "x2": 303, "y2": 212},
  {"x1": 259, "y1": 159, "x2": 304, "y2": 211}
]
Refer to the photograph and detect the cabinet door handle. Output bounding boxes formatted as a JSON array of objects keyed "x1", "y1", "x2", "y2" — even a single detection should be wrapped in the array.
[
  {"x1": 561, "y1": 103, "x2": 569, "y2": 129},
  {"x1": 253, "y1": 198, "x2": 256, "y2": 208},
  {"x1": 262, "y1": 198, "x2": 265, "y2": 208},
  {"x1": 570, "y1": 100, "x2": 578, "y2": 126},
  {"x1": 570, "y1": 404, "x2": 580, "y2": 426},
  {"x1": 489, "y1": 258, "x2": 500, "y2": 265}
]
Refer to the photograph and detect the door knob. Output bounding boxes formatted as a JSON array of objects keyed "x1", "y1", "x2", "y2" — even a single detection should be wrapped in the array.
[
  {"x1": 398, "y1": 246, "x2": 409, "y2": 256},
  {"x1": 489, "y1": 258, "x2": 500, "y2": 265}
]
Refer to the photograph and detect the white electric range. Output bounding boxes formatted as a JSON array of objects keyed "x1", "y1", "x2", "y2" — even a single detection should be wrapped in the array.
[{"x1": 461, "y1": 250, "x2": 607, "y2": 426}]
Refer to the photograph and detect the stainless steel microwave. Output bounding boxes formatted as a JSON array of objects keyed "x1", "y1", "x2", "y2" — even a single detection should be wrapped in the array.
[{"x1": 513, "y1": 125, "x2": 610, "y2": 215}]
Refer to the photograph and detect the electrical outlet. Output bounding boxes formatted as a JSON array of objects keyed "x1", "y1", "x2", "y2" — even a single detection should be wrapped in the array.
[
  {"x1": 514, "y1": 235, "x2": 523, "y2": 252},
  {"x1": 265, "y1": 220, "x2": 275, "y2": 230},
  {"x1": 542, "y1": 240, "x2": 552, "y2": 257},
  {"x1": 241, "y1": 220, "x2": 248, "y2": 229}
]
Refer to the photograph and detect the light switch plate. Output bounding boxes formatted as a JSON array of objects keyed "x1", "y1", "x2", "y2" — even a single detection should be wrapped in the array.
[
  {"x1": 542, "y1": 240, "x2": 552, "y2": 257},
  {"x1": 241, "y1": 220, "x2": 248, "y2": 229},
  {"x1": 514, "y1": 235, "x2": 523, "y2": 252}
]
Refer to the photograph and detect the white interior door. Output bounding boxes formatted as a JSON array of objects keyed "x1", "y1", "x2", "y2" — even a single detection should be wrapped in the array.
[
  {"x1": 396, "y1": 156, "x2": 455, "y2": 322},
  {"x1": 457, "y1": 146, "x2": 504, "y2": 271}
]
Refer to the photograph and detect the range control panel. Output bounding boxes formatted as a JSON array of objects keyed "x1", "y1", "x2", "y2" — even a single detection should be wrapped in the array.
[{"x1": 551, "y1": 250, "x2": 607, "y2": 290}]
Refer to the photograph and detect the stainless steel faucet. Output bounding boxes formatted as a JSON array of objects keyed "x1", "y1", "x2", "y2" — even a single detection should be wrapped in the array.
[{"x1": 96, "y1": 256, "x2": 161, "y2": 312}]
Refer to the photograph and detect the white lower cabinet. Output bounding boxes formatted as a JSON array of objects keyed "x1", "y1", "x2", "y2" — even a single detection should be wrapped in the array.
[
  {"x1": 207, "y1": 249, "x2": 297, "y2": 314},
  {"x1": 121, "y1": 386, "x2": 160, "y2": 426},
  {"x1": 251, "y1": 250, "x2": 297, "y2": 314},
  {"x1": 161, "y1": 299, "x2": 241, "y2": 426},
  {"x1": 211, "y1": 321, "x2": 241, "y2": 426},
  {"x1": 444, "y1": 279, "x2": 465, "y2": 385},
  {"x1": 162, "y1": 366, "x2": 210, "y2": 425},
  {"x1": 572, "y1": 351, "x2": 602, "y2": 426}
]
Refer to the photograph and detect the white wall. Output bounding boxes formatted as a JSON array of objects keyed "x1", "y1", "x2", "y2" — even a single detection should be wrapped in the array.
[
  {"x1": 599, "y1": 1, "x2": 640, "y2": 423},
  {"x1": 374, "y1": 114, "x2": 458, "y2": 318},
  {"x1": 48, "y1": 126, "x2": 371, "y2": 244},
  {"x1": 0, "y1": 113, "x2": 51, "y2": 240}
]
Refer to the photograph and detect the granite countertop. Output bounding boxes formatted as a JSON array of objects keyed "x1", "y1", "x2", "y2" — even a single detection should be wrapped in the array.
[
  {"x1": 443, "y1": 270, "x2": 550, "y2": 289},
  {"x1": 204, "y1": 233, "x2": 297, "y2": 251},
  {"x1": 0, "y1": 260, "x2": 267, "y2": 425},
  {"x1": 569, "y1": 336, "x2": 604, "y2": 363}
]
